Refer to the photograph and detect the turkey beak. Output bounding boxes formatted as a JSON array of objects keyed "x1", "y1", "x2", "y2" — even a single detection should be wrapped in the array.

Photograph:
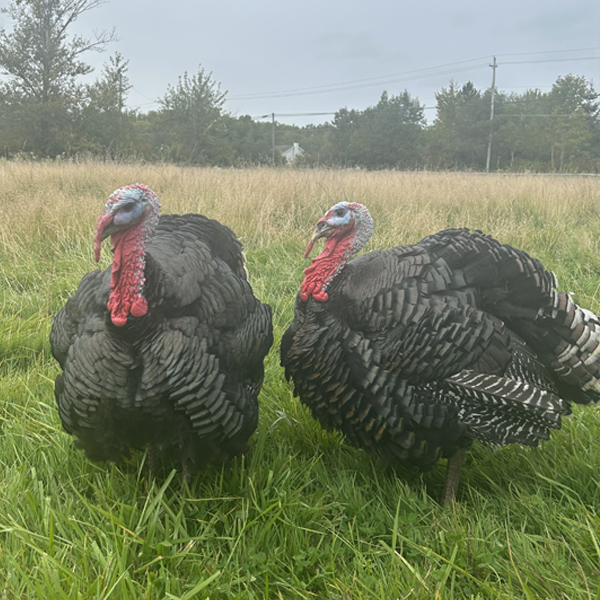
[
  {"x1": 93, "y1": 212, "x2": 116, "y2": 262},
  {"x1": 304, "y1": 220, "x2": 331, "y2": 258}
]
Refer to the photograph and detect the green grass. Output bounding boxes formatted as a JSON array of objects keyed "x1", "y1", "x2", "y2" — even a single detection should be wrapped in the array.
[{"x1": 0, "y1": 163, "x2": 599, "y2": 598}]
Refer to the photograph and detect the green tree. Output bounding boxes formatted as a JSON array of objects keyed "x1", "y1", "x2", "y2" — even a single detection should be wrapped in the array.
[
  {"x1": 86, "y1": 52, "x2": 131, "y2": 114},
  {"x1": 428, "y1": 81, "x2": 492, "y2": 169},
  {"x1": 156, "y1": 66, "x2": 228, "y2": 164},
  {"x1": 0, "y1": 0, "x2": 116, "y2": 156},
  {"x1": 328, "y1": 91, "x2": 425, "y2": 169},
  {"x1": 358, "y1": 90, "x2": 425, "y2": 168},
  {"x1": 494, "y1": 89, "x2": 550, "y2": 170},
  {"x1": 492, "y1": 75, "x2": 599, "y2": 172},
  {"x1": 547, "y1": 74, "x2": 599, "y2": 172},
  {"x1": 329, "y1": 107, "x2": 361, "y2": 166},
  {"x1": 78, "y1": 52, "x2": 135, "y2": 156}
]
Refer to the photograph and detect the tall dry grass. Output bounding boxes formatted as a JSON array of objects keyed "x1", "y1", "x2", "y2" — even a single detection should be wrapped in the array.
[
  {"x1": 2, "y1": 160, "x2": 597, "y2": 244},
  {"x1": 1, "y1": 160, "x2": 597, "y2": 307}
]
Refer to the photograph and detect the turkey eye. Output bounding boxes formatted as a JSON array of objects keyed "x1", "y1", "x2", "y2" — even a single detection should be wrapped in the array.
[
  {"x1": 120, "y1": 203, "x2": 135, "y2": 212},
  {"x1": 336, "y1": 209, "x2": 345, "y2": 217}
]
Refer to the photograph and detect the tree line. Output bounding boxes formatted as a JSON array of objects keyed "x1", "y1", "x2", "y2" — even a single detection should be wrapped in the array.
[{"x1": 0, "y1": 0, "x2": 598, "y2": 172}]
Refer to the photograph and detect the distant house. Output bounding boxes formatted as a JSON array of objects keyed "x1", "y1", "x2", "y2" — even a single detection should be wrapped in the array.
[{"x1": 275, "y1": 142, "x2": 304, "y2": 164}]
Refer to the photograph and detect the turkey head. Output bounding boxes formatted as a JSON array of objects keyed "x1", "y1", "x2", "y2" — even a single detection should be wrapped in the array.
[
  {"x1": 301, "y1": 201, "x2": 373, "y2": 302},
  {"x1": 94, "y1": 183, "x2": 160, "y2": 327}
]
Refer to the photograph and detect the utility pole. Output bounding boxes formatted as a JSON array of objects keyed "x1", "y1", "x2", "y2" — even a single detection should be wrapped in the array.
[
  {"x1": 271, "y1": 113, "x2": 275, "y2": 165},
  {"x1": 485, "y1": 56, "x2": 497, "y2": 173},
  {"x1": 117, "y1": 67, "x2": 124, "y2": 137}
]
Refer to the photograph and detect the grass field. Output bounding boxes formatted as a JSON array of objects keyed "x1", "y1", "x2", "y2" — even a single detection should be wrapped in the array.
[{"x1": 0, "y1": 161, "x2": 599, "y2": 599}]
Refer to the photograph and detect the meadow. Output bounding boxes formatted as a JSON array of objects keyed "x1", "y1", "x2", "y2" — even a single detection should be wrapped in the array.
[{"x1": 0, "y1": 161, "x2": 599, "y2": 599}]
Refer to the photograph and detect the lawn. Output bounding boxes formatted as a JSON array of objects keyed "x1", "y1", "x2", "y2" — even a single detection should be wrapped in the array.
[{"x1": 0, "y1": 161, "x2": 599, "y2": 598}]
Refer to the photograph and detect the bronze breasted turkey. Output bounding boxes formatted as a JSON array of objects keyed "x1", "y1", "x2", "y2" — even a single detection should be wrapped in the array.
[
  {"x1": 51, "y1": 184, "x2": 273, "y2": 477},
  {"x1": 280, "y1": 201, "x2": 600, "y2": 503}
]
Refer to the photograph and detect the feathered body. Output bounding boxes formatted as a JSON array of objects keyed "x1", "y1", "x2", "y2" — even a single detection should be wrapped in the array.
[
  {"x1": 281, "y1": 202, "x2": 600, "y2": 500},
  {"x1": 51, "y1": 184, "x2": 273, "y2": 475}
]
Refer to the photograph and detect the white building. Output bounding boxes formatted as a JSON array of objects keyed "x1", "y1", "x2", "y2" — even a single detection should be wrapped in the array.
[{"x1": 275, "y1": 142, "x2": 304, "y2": 164}]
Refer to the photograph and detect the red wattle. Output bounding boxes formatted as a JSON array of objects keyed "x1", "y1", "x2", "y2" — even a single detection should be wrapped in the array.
[
  {"x1": 104, "y1": 223, "x2": 147, "y2": 326},
  {"x1": 301, "y1": 235, "x2": 350, "y2": 302},
  {"x1": 131, "y1": 296, "x2": 149, "y2": 317},
  {"x1": 110, "y1": 314, "x2": 128, "y2": 327}
]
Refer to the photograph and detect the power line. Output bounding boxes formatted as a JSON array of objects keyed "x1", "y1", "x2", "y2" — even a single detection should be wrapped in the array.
[
  {"x1": 502, "y1": 57, "x2": 599, "y2": 65},
  {"x1": 502, "y1": 114, "x2": 587, "y2": 117},
  {"x1": 228, "y1": 49, "x2": 599, "y2": 101},
  {"x1": 230, "y1": 56, "x2": 491, "y2": 99},
  {"x1": 229, "y1": 63, "x2": 490, "y2": 100},
  {"x1": 495, "y1": 47, "x2": 599, "y2": 57},
  {"x1": 253, "y1": 107, "x2": 441, "y2": 120},
  {"x1": 255, "y1": 112, "x2": 337, "y2": 118},
  {"x1": 131, "y1": 86, "x2": 157, "y2": 103}
]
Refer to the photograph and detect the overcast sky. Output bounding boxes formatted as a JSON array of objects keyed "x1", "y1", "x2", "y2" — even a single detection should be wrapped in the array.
[{"x1": 6, "y1": 0, "x2": 600, "y2": 126}]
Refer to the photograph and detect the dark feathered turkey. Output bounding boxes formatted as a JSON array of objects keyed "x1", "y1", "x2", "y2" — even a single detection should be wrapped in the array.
[
  {"x1": 280, "y1": 201, "x2": 600, "y2": 502},
  {"x1": 51, "y1": 184, "x2": 273, "y2": 477}
]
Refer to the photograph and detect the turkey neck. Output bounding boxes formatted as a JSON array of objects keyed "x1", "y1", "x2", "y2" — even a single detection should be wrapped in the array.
[
  {"x1": 301, "y1": 230, "x2": 363, "y2": 302},
  {"x1": 300, "y1": 203, "x2": 373, "y2": 302},
  {"x1": 106, "y1": 220, "x2": 152, "y2": 327}
]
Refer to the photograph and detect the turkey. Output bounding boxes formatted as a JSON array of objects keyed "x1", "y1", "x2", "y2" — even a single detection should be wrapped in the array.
[
  {"x1": 280, "y1": 201, "x2": 600, "y2": 503},
  {"x1": 51, "y1": 183, "x2": 273, "y2": 478}
]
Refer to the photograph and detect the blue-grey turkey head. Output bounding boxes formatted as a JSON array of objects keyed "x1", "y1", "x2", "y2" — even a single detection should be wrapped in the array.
[
  {"x1": 281, "y1": 201, "x2": 600, "y2": 503},
  {"x1": 51, "y1": 183, "x2": 273, "y2": 478}
]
